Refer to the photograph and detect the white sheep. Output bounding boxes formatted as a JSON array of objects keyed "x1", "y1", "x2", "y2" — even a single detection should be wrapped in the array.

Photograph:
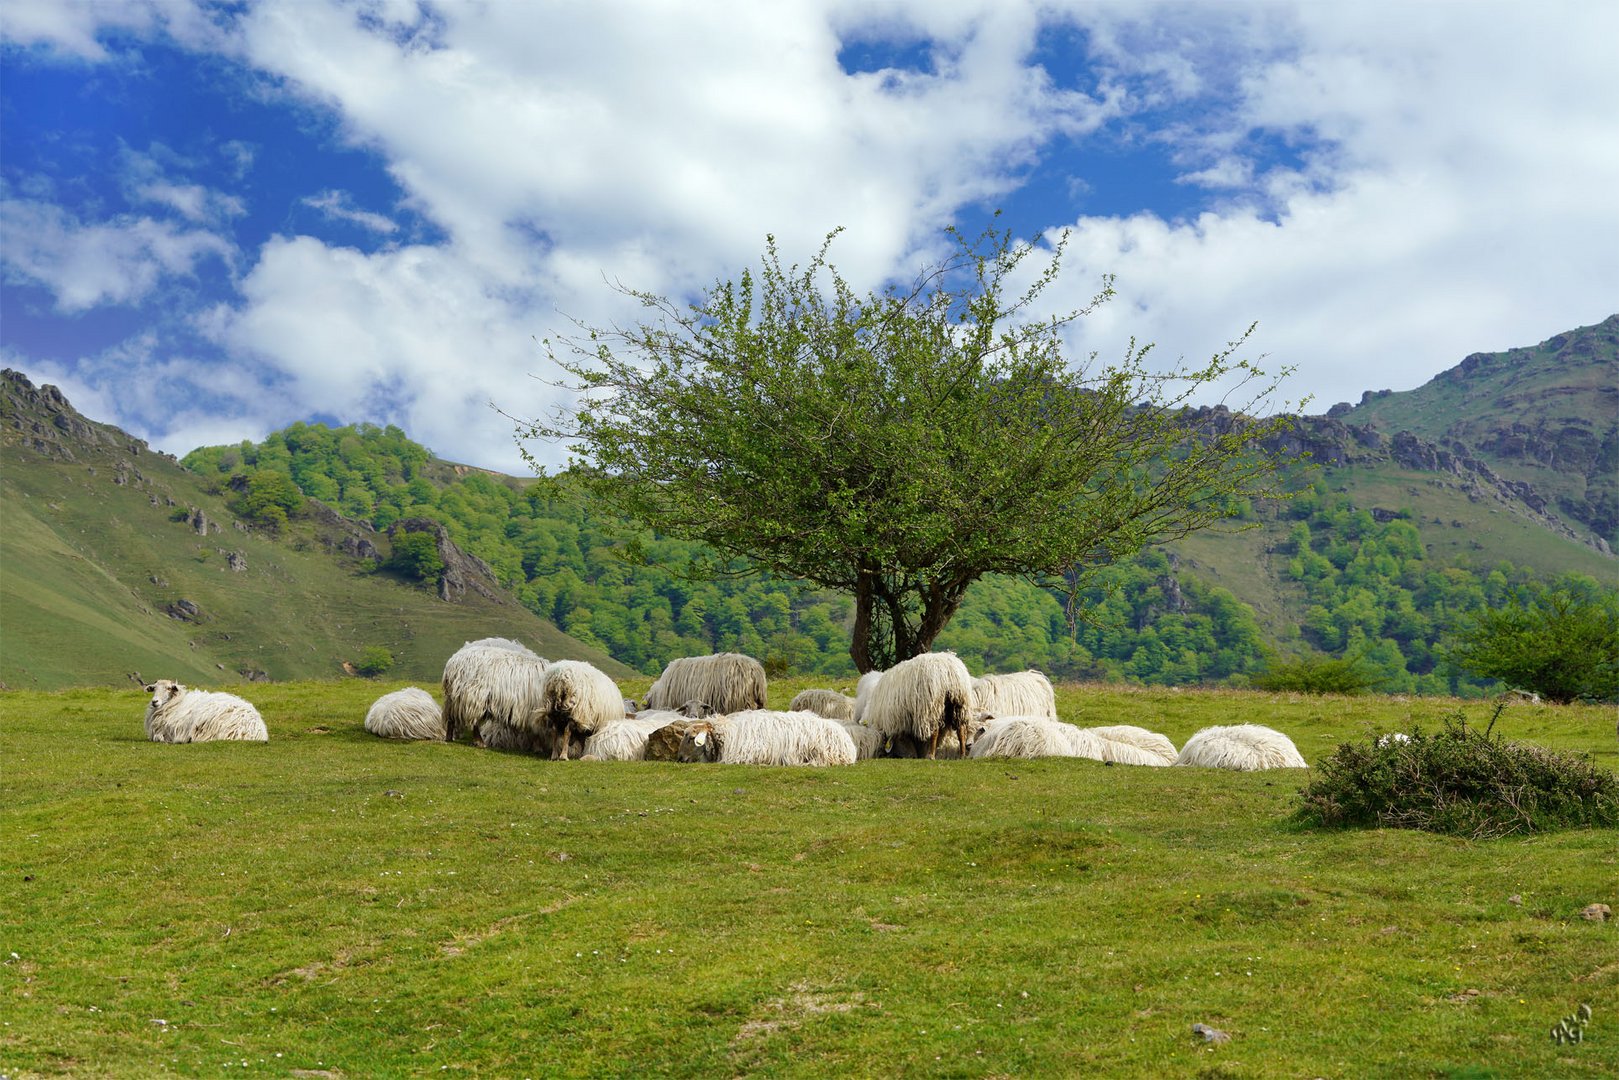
[
  {"x1": 143, "y1": 680, "x2": 267, "y2": 743},
  {"x1": 863, "y1": 651, "x2": 974, "y2": 759},
  {"x1": 1081, "y1": 725, "x2": 1178, "y2": 766},
  {"x1": 678, "y1": 710, "x2": 857, "y2": 766},
  {"x1": 642, "y1": 652, "x2": 766, "y2": 715},
  {"x1": 838, "y1": 720, "x2": 885, "y2": 761},
  {"x1": 971, "y1": 670, "x2": 1057, "y2": 720},
  {"x1": 441, "y1": 638, "x2": 548, "y2": 747},
  {"x1": 788, "y1": 688, "x2": 856, "y2": 722},
  {"x1": 579, "y1": 713, "x2": 673, "y2": 761},
  {"x1": 532, "y1": 659, "x2": 624, "y2": 761},
  {"x1": 968, "y1": 715, "x2": 1106, "y2": 760},
  {"x1": 850, "y1": 669, "x2": 884, "y2": 725},
  {"x1": 1174, "y1": 724, "x2": 1307, "y2": 771},
  {"x1": 364, "y1": 687, "x2": 445, "y2": 741}
]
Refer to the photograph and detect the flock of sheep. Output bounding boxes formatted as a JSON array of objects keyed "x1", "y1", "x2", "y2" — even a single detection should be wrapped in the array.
[{"x1": 142, "y1": 642, "x2": 1308, "y2": 772}]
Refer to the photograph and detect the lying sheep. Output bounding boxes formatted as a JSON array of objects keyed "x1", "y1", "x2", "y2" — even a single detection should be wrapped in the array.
[
  {"x1": 532, "y1": 660, "x2": 624, "y2": 761},
  {"x1": 971, "y1": 670, "x2": 1057, "y2": 720},
  {"x1": 144, "y1": 680, "x2": 267, "y2": 743},
  {"x1": 364, "y1": 686, "x2": 445, "y2": 741},
  {"x1": 968, "y1": 715, "x2": 1106, "y2": 760},
  {"x1": 789, "y1": 688, "x2": 856, "y2": 722},
  {"x1": 441, "y1": 637, "x2": 548, "y2": 746},
  {"x1": 1081, "y1": 724, "x2": 1178, "y2": 766},
  {"x1": 579, "y1": 713, "x2": 673, "y2": 761},
  {"x1": 643, "y1": 653, "x2": 766, "y2": 714},
  {"x1": 1175, "y1": 724, "x2": 1307, "y2": 771},
  {"x1": 864, "y1": 652, "x2": 974, "y2": 759},
  {"x1": 838, "y1": 720, "x2": 885, "y2": 761},
  {"x1": 678, "y1": 710, "x2": 857, "y2": 766}
]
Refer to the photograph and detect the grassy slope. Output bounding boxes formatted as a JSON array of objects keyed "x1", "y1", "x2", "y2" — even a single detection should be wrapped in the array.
[
  {"x1": 0, "y1": 450, "x2": 631, "y2": 691},
  {"x1": 2, "y1": 678, "x2": 1614, "y2": 1078}
]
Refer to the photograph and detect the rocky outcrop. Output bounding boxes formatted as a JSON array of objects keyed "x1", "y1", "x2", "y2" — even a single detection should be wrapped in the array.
[{"x1": 387, "y1": 517, "x2": 503, "y2": 604}]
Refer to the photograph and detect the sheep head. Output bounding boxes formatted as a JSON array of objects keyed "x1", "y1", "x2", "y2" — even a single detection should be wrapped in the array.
[
  {"x1": 144, "y1": 680, "x2": 185, "y2": 710},
  {"x1": 677, "y1": 722, "x2": 721, "y2": 763}
]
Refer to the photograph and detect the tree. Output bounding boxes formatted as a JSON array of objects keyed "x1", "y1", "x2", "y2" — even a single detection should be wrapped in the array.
[
  {"x1": 517, "y1": 223, "x2": 1300, "y2": 671},
  {"x1": 387, "y1": 530, "x2": 445, "y2": 582},
  {"x1": 1443, "y1": 579, "x2": 1619, "y2": 703}
]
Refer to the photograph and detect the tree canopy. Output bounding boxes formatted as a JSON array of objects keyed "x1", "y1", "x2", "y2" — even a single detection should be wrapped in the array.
[{"x1": 523, "y1": 223, "x2": 1301, "y2": 670}]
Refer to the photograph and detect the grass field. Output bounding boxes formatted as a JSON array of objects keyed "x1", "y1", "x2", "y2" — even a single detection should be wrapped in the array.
[{"x1": 2, "y1": 679, "x2": 1615, "y2": 1078}]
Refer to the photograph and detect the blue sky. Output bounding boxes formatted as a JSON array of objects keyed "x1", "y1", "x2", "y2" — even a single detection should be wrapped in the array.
[{"x1": 3, "y1": 0, "x2": 1616, "y2": 472}]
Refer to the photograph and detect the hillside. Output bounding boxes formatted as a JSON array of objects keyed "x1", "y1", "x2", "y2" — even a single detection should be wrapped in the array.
[
  {"x1": 0, "y1": 370, "x2": 632, "y2": 691},
  {"x1": 1337, "y1": 314, "x2": 1618, "y2": 549}
]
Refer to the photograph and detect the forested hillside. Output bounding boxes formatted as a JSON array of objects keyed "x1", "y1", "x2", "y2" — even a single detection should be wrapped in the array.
[{"x1": 183, "y1": 420, "x2": 1609, "y2": 694}]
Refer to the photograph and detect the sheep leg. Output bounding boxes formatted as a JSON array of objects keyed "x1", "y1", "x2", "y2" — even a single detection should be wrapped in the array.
[{"x1": 927, "y1": 728, "x2": 941, "y2": 760}]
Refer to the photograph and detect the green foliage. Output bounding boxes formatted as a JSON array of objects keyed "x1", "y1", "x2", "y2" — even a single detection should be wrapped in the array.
[
  {"x1": 1295, "y1": 710, "x2": 1619, "y2": 838},
  {"x1": 1443, "y1": 578, "x2": 1619, "y2": 703},
  {"x1": 229, "y1": 468, "x2": 304, "y2": 532},
  {"x1": 518, "y1": 223, "x2": 1298, "y2": 670},
  {"x1": 1252, "y1": 651, "x2": 1381, "y2": 695},
  {"x1": 387, "y1": 530, "x2": 444, "y2": 582},
  {"x1": 353, "y1": 646, "x2": 395, "y2": 677}
]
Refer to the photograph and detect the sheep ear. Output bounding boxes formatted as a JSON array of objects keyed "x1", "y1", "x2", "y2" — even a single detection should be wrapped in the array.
[
  {"x1": 693, "y1": 731, "x2": 708, "y2": 747},
  {"x1": 144, "y1": 684, "x2": 156, "y2": 693}
]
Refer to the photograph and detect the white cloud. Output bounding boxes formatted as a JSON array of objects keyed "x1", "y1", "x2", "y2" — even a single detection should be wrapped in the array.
[
  {"x1": 0, "y1": 0, "x2": 222, "y2": 60},
  {"x1": 301, "y1": 190, "x2": 399, "y2": 235},
  {"x1": 0, "y1": 197, "x2": 233, "y2": 312}
]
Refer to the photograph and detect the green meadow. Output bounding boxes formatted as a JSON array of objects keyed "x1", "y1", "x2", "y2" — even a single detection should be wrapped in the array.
[{"x1": 2, "y1": 679, "x2": 1614, "y2": 1078}]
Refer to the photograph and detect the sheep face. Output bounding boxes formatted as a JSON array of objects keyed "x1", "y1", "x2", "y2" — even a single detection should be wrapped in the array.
[
  {"x1": 676, "y1": 723, "x2": 721, "y2": 763},
  {"x1": 144, "y1": 680, "x2": 185, "y2": 710},
  {"x1": 678, "y1": 699, "x2": 716, "y2": 718},
  {"x1": 878, "y1": 732, "x2": 924, "y2": 759}
]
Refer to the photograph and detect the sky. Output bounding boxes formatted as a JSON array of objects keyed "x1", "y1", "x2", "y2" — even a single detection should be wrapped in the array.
[{"x1": 3, "y1": 0, "x2": 1616, "y2": 474}]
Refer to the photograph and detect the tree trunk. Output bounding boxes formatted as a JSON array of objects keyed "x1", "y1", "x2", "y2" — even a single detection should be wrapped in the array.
[{"x1": 849, "y1": 571, "x2": 973, "y2": 673}]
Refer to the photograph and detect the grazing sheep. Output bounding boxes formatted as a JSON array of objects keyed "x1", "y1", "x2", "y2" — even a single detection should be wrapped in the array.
[
  {"x1": 643, "y1": 653, "x2": 766, "y2": 714},
  {"x1": 1175, "y1": 724, "x2": 1307, "y2": 771},
  {"x1": 789, "y1": 688, "x2": 856, "y2": 722},
  {"x1": 850, "y1": 669, "x2": 884, "y2": 725},
  {"x1": 971, "y1": 670, "x2": 1057, "y2": 720},
  {"x1": 364, "y1": 686, "x2": 445, "y2": 741},
  {"x1": 532, "y1": 660, "x2": 624, "y2": 761},
  {"x1": 579, "y1": 714, "x2": 672, "y2": 761},
  {"x1": 1082, "y1": 725, "x2": 1178, "y2": 767},
  {"x1": 678, "y1": 710, "x2": 857, "y2": 766},
  {"x1": 864, "y1": 652, "x2": 974, "y2": 759},
  {"x1": 968, "y1": 715, "x2": 1107, "y2": 760},
  {"x1": 441, "y1": 638, "x2": 548, "y2": 745},
  {"x1": 838, "y1": 720, "x2": 885, "y2": 761},
  {"x1": 143, "y1": 680, "x2": 267, "y2": 743}
]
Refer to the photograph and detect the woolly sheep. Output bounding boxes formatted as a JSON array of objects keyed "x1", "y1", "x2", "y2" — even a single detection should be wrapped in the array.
[
  {"x1": 579, "y1": 713, "x2": 672, "y2": 761},
  {"x1": 1174, "y1": 724, "x2": 1307, "y2": 771},
  {"x1": 143, "y1": 680, "x2": 267, "y2": 743},
  {"x1": 364, "y1": 686, "x2": 445, "y2": 741},
  {"x1": 441, "y1": 637, "x2": 547, "y2": 745},
  {"x1": 643, "y1": 653, "x2": 766, "y2": 715},
  {"x1": 849, "y1": 670, "x2": 884, "y2": 725},
  {"x1": 971, "y1": 670, "x2": 1057, "y2": 720},
  {"x1": 532, "y1": 660, "x2": 624, "y2": 761},
  {"x1": 1081, "y1": 724, "x2": 1178, "y2": 767},
  {"x1": 788, "y1": 688, "x2": 856, "y2": 722},
  {"x1": 678, "y1": 710, "x2": 857, "y2": 767},
  {"x1": 864, "y1": 651, "x2": 974, "y2": 759},
  {"x1": 838, "y1": 720, "x2": 885, "y2": 761},
  {"x1": 968, "y1": 715, "x2": 1107, "y2": 760}
]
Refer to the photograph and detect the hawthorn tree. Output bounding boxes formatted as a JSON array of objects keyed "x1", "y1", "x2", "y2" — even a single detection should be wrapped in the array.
[
  {"x1": 1444, "y1": 578, "x2": 1619, "y2": 703},
  {"x1": 518, "y1": 224, "x2": 1300, "y2": 672}
]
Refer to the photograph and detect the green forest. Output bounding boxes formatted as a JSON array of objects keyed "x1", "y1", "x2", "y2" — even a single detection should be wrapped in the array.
[{"x1": 182, "y1": 421, "x2": 1605, "y2": 694}]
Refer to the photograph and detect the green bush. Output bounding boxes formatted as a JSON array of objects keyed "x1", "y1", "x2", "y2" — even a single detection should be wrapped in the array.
[
  {"x1": 1252, "y1": 652, "x2": 1380, "y2": 695},
  {"x1": 387, "y1": 531, "x2": 444, "y2": 582},
  {"x1": 1443, "y1": 579, "x2": 1619, "y2": 703},
  {"x1": 1295, "y1": 709, "x2": 1619, "y2": 838},
  {"x1": 354, "y1": 646, "x2": 395, "y2": 677}
]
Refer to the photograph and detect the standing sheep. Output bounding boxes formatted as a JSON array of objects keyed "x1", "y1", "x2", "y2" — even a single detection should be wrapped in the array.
[
  {"x1": 1175, "y1": 724, "x2": 1307, "y2": 771},
  {"x1": 678, "y1": 710, "x2": 857, "y2": 766},
  {"x1": 532, "y1": 660, "x2": 624, "y2": 761},
  {"x1": 788, "y1": 688, "x2": 856, "y2": 722},
  {"x1": 849, "y1": 669, "x2": 884, "y2": 725},
  {"x1": 971, "y1": 671, "x2": 1057, "y2": 720},
  {"x1": 642, "y1": 653, "x2": 767, "y2": 714},
  {"x1": 441, "y1": 638, "x2": 548, "y2": 748},
  {"x1": 864, "y1": 651, "x2": 974, "y2": 760},
  {"x1": 143, "y1": 680, "x2": 267, "y2": 743},
  {"x1": 364, "y1": 687, "x2": 445, "y2": 741}
]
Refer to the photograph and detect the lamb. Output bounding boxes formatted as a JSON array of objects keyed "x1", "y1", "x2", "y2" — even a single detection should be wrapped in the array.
[
  {"x1": 788, "y1": 688, "x2": 856, "y2": 722},
  {"x1": 642, "y1": 652, "x2": 767, "y2": 715},
  {"x1": 532, "y1": 659, "x2": 624, "y2": 761},
  {"x1": 579, "y1": 713, "x2": 673, "y2": 761},
  {"x1": 143, "y1": 680, "x2": 267, "y2": 743},
  {"x1": 968, "y1": 715, "x2": 1107, "y2": 760},
  {"x1": 1081, "y1": 725, "x2": 1178, "y2": 766},
  {"x1": 364, "y1": 686, "x2": 445, "y2": 741},
  {"x1": 440, "y1": 638, "x2": 548, "y2": 747},
  {"x1": 971, "y1": 670, "x2": 1057, "y2": 720},
  {"x1": 678, "y1": 710, "x2": 857, "y2": 766},
  {"x1": 1174, "y1": 724, "x2": 1307, "y2": 771},
  {"x1": 863, "y1": 651, "x2": 974, "y2": 759},
  {"x1": 838, "y1": 720, "x2": 885, "y2": 761}
]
